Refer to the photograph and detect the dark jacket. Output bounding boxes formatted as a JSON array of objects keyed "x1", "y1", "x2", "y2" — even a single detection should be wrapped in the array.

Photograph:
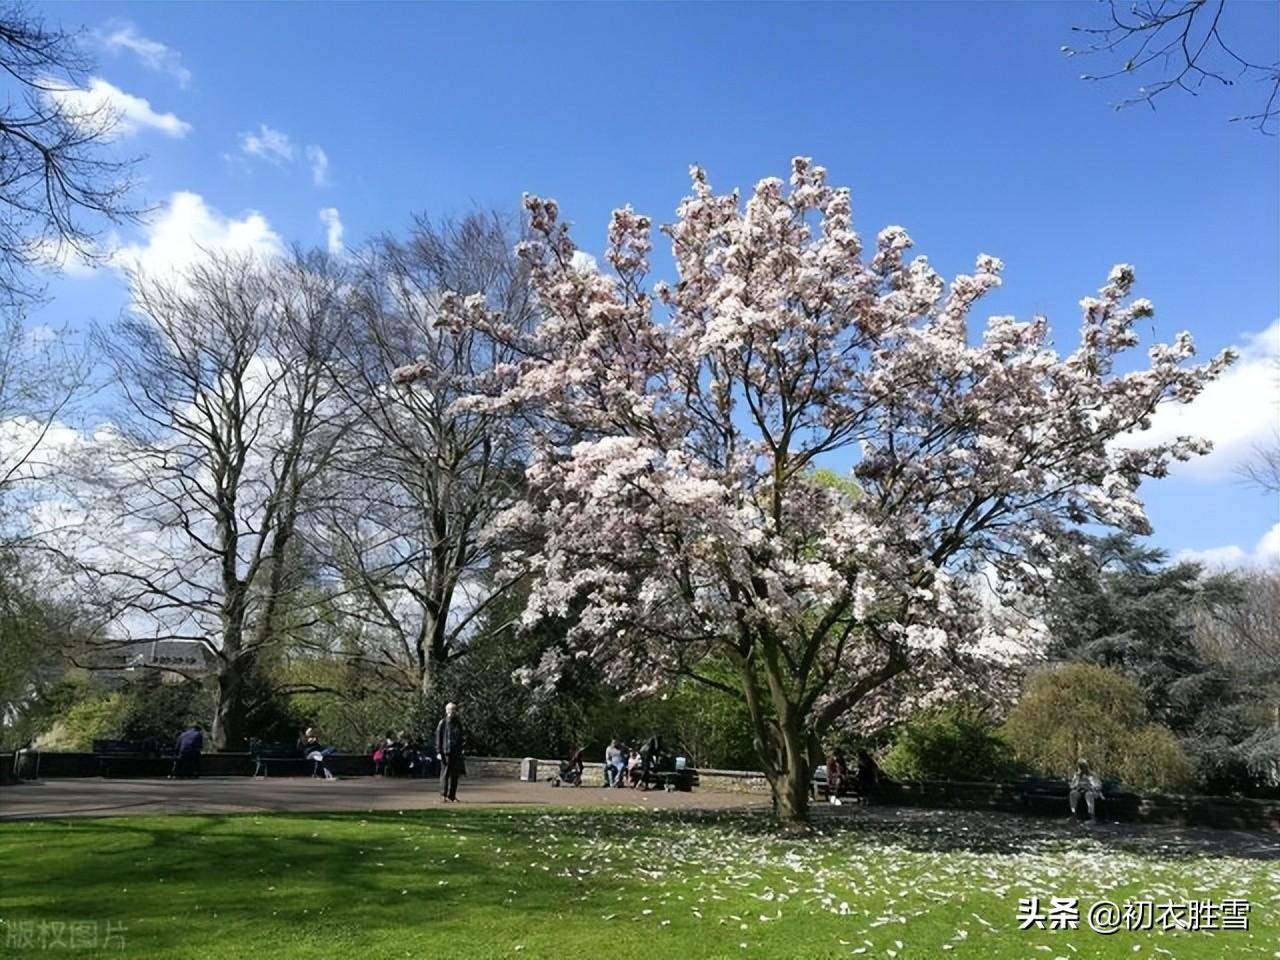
[
  {"x1": 175, "y1": 727, "x2": 203, "y2": 756},
  {"x1": 639, "y1": 737, "x2": 658, "y2": 763},
  {"x1": 435, "y1": 716, "x2": 464, "y2": 758}
]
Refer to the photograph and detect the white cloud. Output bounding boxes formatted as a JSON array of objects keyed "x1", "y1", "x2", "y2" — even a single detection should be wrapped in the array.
[
  {"x1": 101, "y1": 24, "x2": 192, "y2": 88},
  {"x1": 46, "y1": 77, "x2": 191, "y2": 139},
  {"x1": 306, "y1": 145, "x2": 330, "y2": 186},
  {"x1": 239, "y1": 123, "x2": 295, "y2": 164},
  {"x1": 1119, "y1": 319, "x2": 1280, "y2": 480},
  {"x1": 1175, "y1": 522, "x2": 1280, "y2": 570},
  {"x1": 25, "y1": 237, "x2": 103, "y2": 278},
  {"x1": 0, "y1": 416, "x2": 84, "y2": 486},
  {"x1": 112, "y1": 191, "x2": 283, "y2": 282},
  {"x1": 319, "y1": 208, "x2": 344, "y2": 256}
]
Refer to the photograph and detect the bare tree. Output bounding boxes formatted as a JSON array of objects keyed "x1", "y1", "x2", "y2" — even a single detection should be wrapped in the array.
[
  {"x1": 1190, "y1": 569, "x2": 1280, "y2": 783},
  {"x1": 0, "y1": 311, "x2": 88, "y2": 544},
  {"x1": 1236, "y1": 361, "x2": 1280, "y2": 493},
  {"x1": 321, "y1": 213, "x2": 534, "y2": 696},
  {"x1": 61, "y1": 251, "x2": 351, "y2": 749},
  {"x1": 1236, "y1": 431, "x2": 1280, "y2": 493},
  {"x1": 1067, "y1": 0, "x2": 1280, "y2": 134},
  {"x1": 0, "y1": 2, "x2": 140, "y2": 303}
]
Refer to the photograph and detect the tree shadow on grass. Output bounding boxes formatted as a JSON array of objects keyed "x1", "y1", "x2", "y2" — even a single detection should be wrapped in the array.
[{"x1": 0, "y1": 810, "x2": 649, "y2": 956}]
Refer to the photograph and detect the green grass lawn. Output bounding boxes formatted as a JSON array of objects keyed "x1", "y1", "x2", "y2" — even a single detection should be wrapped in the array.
[{"x1": 1, "y1": 808, "x2": 1276, "y2": 959}]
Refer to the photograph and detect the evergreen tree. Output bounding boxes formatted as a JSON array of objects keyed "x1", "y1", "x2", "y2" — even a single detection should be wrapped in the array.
[{"x1": 1047, "y1": 535, "x2": 1259, "y2": 791}]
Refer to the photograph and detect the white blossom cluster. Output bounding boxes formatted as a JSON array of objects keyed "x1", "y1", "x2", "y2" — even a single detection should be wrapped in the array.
[{"x1": 424, "y1": 158, "x2": 1230, "y2": 729}]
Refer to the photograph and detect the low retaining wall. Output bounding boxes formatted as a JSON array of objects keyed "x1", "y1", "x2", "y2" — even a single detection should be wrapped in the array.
[{"x1": 4, "y1": 751, "x2": 379, "y2": 780}]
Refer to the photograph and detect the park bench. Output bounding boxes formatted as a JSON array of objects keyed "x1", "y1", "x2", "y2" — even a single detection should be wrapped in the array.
[
  {"x1": 1014, "y1": 775, "x2": 1125, "y2": 819},
  {"x1": 810, "y1": 765, "x2": 861, "y2": 803},
  {"x1": 92, "y1": 739, "x2": 173, "y2": 778},
  {"x1": 642, "y1": 755, "x2": 691, "y2": 792},
  {"x1": 249, "y1": 739, "x2": 320, "y2": 778},
  {"x1": 1013, "y1": 775, "x2": 1069, "y2": 800}
]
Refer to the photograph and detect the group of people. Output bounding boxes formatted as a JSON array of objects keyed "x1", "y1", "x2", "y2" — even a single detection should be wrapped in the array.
[
  {"x1": 370, "y1": 730, "x2": 434, "y2": 778},
  {"x1": 162, "y1": 703, "x2": 468, "y2": 801},
  {"x1": 152, "y1": 715, "x2": 1108, "y2": 823},
  {"x1": 305, "y1": 704, "x2": 467, "y2": 800},
  {"x1": 823, "y1": 748, "x2": 885, "y2": 804},
  {"x1": 603, "y1": 735, "x2": 660, "y2": 790}
]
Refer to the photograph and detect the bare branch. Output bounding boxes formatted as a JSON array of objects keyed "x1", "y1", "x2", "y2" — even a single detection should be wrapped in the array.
[{"x1": 1067, "y1": 0, "x2": 1280, "y2": 134}]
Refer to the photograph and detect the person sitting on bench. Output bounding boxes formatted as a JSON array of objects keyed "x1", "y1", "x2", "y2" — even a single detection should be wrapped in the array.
[
  {"x1": 603, "y1": 739, "x2": 626, "y2": 788},
  {"x1": 299, "y1": 727, "x2": 338, "y2": 780},
  {"x1": 1069, "y1": 758, "x2": 1103, "y2": 823},
  {"x1": 626, "y1": 749, "x2": 643, "y2": 786}
]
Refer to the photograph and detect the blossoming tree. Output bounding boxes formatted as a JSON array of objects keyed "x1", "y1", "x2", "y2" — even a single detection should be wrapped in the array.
[{"x1": 422, "y1": 158, "x2": 1232, "y2": 821}]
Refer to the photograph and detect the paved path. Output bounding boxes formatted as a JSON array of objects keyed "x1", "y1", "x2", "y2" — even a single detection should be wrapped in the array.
[{"x1": 0, "y1": 776, "x2": 767, "y2": 821}]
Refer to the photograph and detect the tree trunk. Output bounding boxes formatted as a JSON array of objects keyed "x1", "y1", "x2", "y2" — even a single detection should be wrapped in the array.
[
  {"x1": 770, "y1": 748, "x2": 813, "y2": 823},
  {"x1": 766, "y1": 707, "x2": 816, "y2": 824},
  {"x1": 211, "y1": 657, "x2": 250, "y2": 751},
  {"x1": 419, "y1": 649, "x2": 433, "y2": 698},
  {"x1": 732, "y1": 640, "x2": 815, "y2": 824}
]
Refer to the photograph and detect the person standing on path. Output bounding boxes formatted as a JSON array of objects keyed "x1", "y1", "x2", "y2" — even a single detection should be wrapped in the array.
[
  {"x1": 435, "y1": 702, "x2": 466, "y2": 802},
  {"x1": 172, "y1": 723, "x2": 204, "y2": 778}
]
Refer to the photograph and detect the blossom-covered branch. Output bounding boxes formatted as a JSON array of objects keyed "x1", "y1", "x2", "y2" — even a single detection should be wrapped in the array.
[{"x1": 410, "y1": 157, "x2": 1231, "y2": 820}]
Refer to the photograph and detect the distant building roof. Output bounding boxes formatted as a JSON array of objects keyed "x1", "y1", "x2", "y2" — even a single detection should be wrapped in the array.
[{"x1": 90, "y1": 640, "x2": 213, "y2": 676}]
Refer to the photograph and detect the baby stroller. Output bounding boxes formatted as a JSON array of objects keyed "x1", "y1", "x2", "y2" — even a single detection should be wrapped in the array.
[{"x1": 549, "y1": 747, "x2": 585, "y2": 787}]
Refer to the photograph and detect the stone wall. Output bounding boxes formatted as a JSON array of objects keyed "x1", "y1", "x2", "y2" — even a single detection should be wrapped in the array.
[{"x1": 4, "y1": 750, "x2": 379, "y2": 779}]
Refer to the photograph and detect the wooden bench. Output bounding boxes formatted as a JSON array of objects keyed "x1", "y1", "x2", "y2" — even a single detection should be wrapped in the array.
[
  {"x1": 249, "y1": 739, "x2": 319, "y2": 778},
  {"x1": 92, "y1": 739, "x2": 172, "y2": 778},
  {"x1": 1013, "y1": 775, "x2": 1069, "y2": 801},
  {"x1": 642, "y1": 756, "x2": 692, "y2": 792}
]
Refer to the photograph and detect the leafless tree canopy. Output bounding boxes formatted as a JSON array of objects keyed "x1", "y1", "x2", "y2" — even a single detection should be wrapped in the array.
[
  {"x1": 64, "y1": 252, "x2": 353, "y2": 749},
  {"x1": 0, "y1": 311, "x2": 87, "y2": 544},
  {"x1": 1236, "y1": 431, "x2": 1280, "y2": 494},
  {"x1": 0, "y1": 3, "x2": 141, "y2": 304},
  {"x1": 34, "y1": 211, "x2": 543, "y2": 744},
  {"x1": 321, "y1": 212, "x2": 536, "y2": 695},
  {"x1": 1068, "y1": 0, "x2": 1280, "y2": 134},
  {"x1": 1235, "y1": 360, "x2": 1280, "y2": 494}
]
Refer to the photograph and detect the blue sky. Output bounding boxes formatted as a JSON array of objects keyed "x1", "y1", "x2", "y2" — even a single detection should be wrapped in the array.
[{"x1": 26, "y1": 1, "x2": 1280, "y2": 565}]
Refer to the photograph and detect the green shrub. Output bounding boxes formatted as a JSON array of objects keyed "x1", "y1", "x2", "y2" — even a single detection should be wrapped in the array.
[
  {"x1": 1003, "y1": 663, "x2": 1196, "y2": 794},
  {"x1": 39, "y1": 692, "x2": 127, "y2": 749},
  {"x1": 1121, "y1": 724, "x2": 1197, "y2": 794},
  {"x1": 880, "y1": 705, "x2": 1018, "y2": 782},
  {"x1": 34, "y1": 675, "x2": 211, "y2": 751}
]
